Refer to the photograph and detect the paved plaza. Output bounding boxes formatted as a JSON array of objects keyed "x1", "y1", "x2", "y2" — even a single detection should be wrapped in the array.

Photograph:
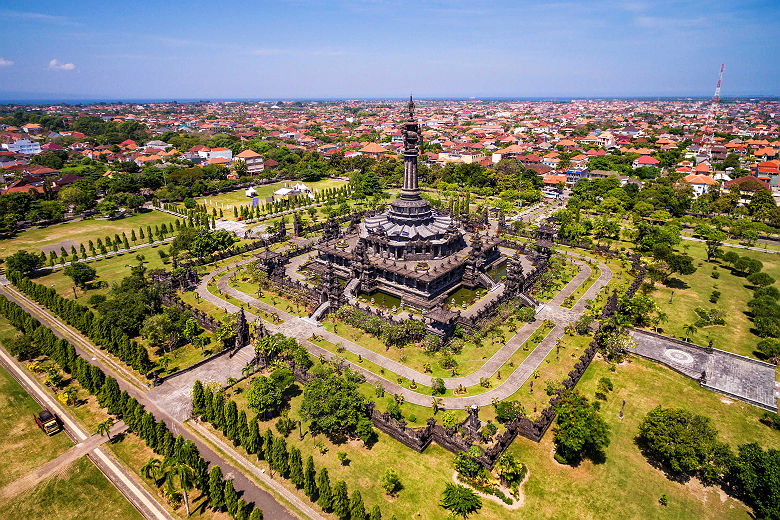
[{"x1": 630, "y1": 329, "x2": 777, "y2": 412}]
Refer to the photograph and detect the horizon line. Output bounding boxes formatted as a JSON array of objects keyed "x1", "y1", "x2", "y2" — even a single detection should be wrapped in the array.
[{"x1": 1, "y1": 94, "x2": 779, "y2": 106}]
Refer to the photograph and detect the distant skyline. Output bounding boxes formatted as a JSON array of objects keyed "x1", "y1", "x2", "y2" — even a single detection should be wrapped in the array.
[{"x1": 0, "y1": 0, "x2": 778, "y2": 101}]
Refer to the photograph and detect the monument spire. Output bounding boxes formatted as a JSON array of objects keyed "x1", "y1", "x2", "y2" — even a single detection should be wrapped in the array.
[{"x1": 401, "y1": 95, "x2": 421, "y2": 197}]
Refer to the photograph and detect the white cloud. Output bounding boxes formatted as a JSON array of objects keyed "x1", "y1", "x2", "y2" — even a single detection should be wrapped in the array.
[
  {"x1": 49, "y1": 59, "x2": 76, "y2": 71},
  {"x1": 0, "y1": 57, "x2": 13, "y2": 67},
  {"x1": 0, "y1": 10, "x2": 79, "y2": 26}
]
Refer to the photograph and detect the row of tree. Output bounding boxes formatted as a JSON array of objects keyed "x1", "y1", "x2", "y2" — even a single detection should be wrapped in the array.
[
  {"x1": 192, "y1": 379, "x2": 386, "y2": 520},
  {"x1": 9, "y1": 272, "x2": 154, "y2": 374},
  {"x1": 0, "y1": 293, "x2": 263, "y2": 519}
]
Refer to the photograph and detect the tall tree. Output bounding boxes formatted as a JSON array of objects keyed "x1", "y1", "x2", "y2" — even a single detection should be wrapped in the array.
[
  {"x1": 317, "y1": 468, "x2": 332, "y2": 511},
  {"x1": 208, "y1": 466, "x2": 225, "y2": 511},
  {"x1": 289, "y1": 446, "x2": 304, "y2": 488},
  {"x1": 726, "y1": 443, "x2": 780, "y2": 520},
  {"x1": 225, "y1": 399, "x2": 239, "y2": 442},
  {"x1": 349, "y1": 490, "x2": 366, "y2": 520},
  {"x1": 303, "y1": 455, "x2": 317, "y2": 498},
  {"x1": 224, "y1": 479, "x2": 238, "y2": 518},
  {"x1": 552, "y1": 390, "x2": 611, "y2": 464},
  {"x1": 192, "y1": 380, "x2": 206, "y2": 417},
  {"x1": 271, "y1": 436, "x2": 289, "y2": 476},
  {"x1": 245, "y1": 418, "x2": 261, "y2": 457},
  {"x1": 440, "y1": 483, "x2": 482, "y2": 519},
  {"x1": 332, "y1": 480, "x2": 350, "y2": 520}
]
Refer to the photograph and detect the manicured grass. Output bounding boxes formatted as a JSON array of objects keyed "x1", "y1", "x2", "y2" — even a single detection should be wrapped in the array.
[
  {"x1": 507, "y1": 333, "x2": 591, "y2": 419},
  {"x1": 109, "y1": 434, "x2": 226, "y2": 520},
  {"x1": 505, "y1": 355, "x2": 779, "y2": 520},
  {"x1": 320, "y1": 317, "x2": 526, "y2": 380},
  {"x1": 0, "y1": 211, "x2": 178, "y2": 258},
  {"x1": 229, "y1": 276, "x2": 311, "y2": 317},
  {"x1": 29, "y1": 247, "x2": 170, "y2": 308},
  {"x1": 221, "y1": 372, "x2": 476, "y2": 520},
  {"x1": 0, "y1": 455, "x2": 144, "y2": 520},
  {"x1": 0, "y1": 361, "x2": 73, "y2": 488},
  {"x1": 27, "y1": 360, "x2": 112, "y2": 434},
  {"x1": 216, "y1": 348, "x2": 780, "y2": 520},
  {"x1": 562, "y1": 260, "x2": 600, "y2": 308},
  {"x1": 531, "y1": 255, "x2": 580, "y2": 303},
  {"x1": 647, "y1": 241, "x2": 780, "y2": 358},
  {"x1": 196, "y1": 179, "x2": 348, "y2": 221}
]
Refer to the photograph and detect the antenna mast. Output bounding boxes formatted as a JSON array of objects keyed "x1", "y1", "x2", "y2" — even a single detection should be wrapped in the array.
[
  {"x1": 702, "y1": 63, "x2": 725, "y2": 150},
  {"x1": 712, "y1": 63, "x2": 724, "y2": 103}
]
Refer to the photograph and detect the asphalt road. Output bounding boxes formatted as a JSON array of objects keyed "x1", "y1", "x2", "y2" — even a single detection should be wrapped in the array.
[
  {"x1": 0, "y1": 281, "x2": 302, "y2": 520},
  {"x1": 0, "y1": 345, "x2": 173, "y2": 520}
]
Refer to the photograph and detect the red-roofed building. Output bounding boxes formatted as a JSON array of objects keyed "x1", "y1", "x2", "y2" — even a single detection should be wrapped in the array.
[
  {"x1": 357, "y1": 142, "x2": 389, "y2": 159},
  {"x1": 632, "y1": 155, "x2": 659, "y2": 169},
  {"x1": 724, "y1": 176, "x2": 773, "y2": 204},
  {"x1": 754, "y1": 160, "x2": 779, "y2": 187}
]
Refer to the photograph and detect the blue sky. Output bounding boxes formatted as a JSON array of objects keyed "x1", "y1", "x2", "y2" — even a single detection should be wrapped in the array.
[{"x1": 0, "y1": 0, "x2": 777, "y2": 100}]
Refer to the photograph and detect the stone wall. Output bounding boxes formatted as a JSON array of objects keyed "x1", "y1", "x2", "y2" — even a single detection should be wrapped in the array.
[{"x1": 161, "y1": 292, "x2": 223, "y2": 332}]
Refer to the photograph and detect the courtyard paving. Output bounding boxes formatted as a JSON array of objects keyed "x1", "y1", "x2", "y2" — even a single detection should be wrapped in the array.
[
  {"x1": 630, "y1": 329, "x2": 777, "y2": 412},
  {"x1": 195, "y1": 248, "x2": 613, "y2": 408}
]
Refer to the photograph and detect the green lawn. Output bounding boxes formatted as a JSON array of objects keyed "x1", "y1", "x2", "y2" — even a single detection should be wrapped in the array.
[
  {"x1": 214, "y1": 349, "x2": 779, "y2": 520},
  {"x1": 505, "y1": 355, "x2": 779, "y2": 520},
  {"x1": 195, "y1": 178, "x2": 348, "y2": 221},
  {"x1": 562, "y1": 260, "x2": 600, "y2": 308},
  {"x1": 0, "y1": 456, "x2": 144, "y2": 520},
  {"x1": 648, "y1": 241, "x2": 779, "y2": 358},
  {"x1": 0, "y1": 211, "x2": 178, "y2": 258},
  {"x1": 110, "y1": 434, "x2": 227, "y2": 520},
  {"x1": 506, "y1": 333, "x2": 591, "y2": 419},
  {"x1": 0, "y1": 361, "x2": 73, "y2": 488},
  {"x1": 222, "y1": 373, "x2": 470, "y2": 520},
  {"x1": 29, "y1": 247, "x2": 170, "y2": 308},
  {"x1": 531, "y1": 255, "x2": 580, "y2": 303},
  {"x1": 320, "y1": 316, "x2": 528, "y2": 380}
]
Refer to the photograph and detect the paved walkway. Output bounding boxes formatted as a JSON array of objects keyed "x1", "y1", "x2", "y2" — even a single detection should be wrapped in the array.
[
  {"x1": 0, "y1": 421, "x2": 128, "y2": 499},
  {"x1": 0, "y1": 284, "x2": 300, "y2": 520},
  {"x1": 147, "y1": 345, "x2": 257, "y2": 422},
  {"x1": 681, "y1": 235, "x2": 780, "y2": 255},
  {"x1": 630, "y1": 329, "x2": 778, "y2": 411},
  {"x1": 196, "y1": 248, "x2": 613, "y2": 407},
  {"x1": 0, "y1": 345, "x2": 172, "y2": 520}
]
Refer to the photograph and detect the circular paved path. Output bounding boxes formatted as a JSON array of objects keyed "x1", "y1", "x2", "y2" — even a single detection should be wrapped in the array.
[{"x1": 196, "y1": 249, "x2": 613, "y2": 408}]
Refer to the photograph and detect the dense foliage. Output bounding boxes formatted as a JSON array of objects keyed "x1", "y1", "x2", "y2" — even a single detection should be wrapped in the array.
[
  {"x1": 299, "y1": 368, "x2": 370, "y2": 436},
  {"x1": 637, "y1": 406, "x2": 732, "y2": 482},
  {"x1": 552, "y1": 389, "x2": 611, "y2": 464}
]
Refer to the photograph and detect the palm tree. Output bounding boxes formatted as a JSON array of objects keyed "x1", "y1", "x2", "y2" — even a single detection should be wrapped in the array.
[
  {"x1": 654, "y1": 311, "x2": 668, "y2": 333},
  {"x1": 96, "y1": 418, "x2": 115, "y2": 442},
  {"x1": 162, "y1": 459, "x2": 194, "y2": 517},
  {"x1": 141, "y1": 457, "x2": 163, "y2": 484},
  {"x1": 683, "y1": 323, "x2": 697, "y2": 342}
]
